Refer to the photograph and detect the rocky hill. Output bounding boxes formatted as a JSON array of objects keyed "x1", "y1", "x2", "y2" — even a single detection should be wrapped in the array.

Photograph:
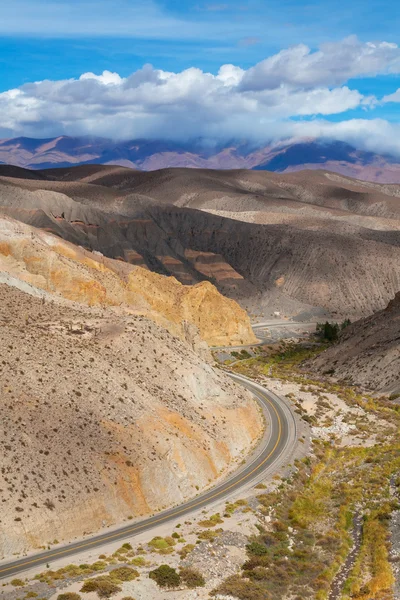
[
  {"x1": 309, "y1": 293, "x2": 400, "y2": 393},
  {"x1": 2, "y1": 137, "x2": 400, "y2": 183},
  {"x1": 0, "y1": 216, "x2": 255, "y2": 347},
  {"x1": 1, "y1": 166, "x2": 399, "y2": 321}
]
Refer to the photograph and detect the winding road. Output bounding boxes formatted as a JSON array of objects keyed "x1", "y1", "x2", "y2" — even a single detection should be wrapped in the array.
[{"x1": 0, "y1": 373, "x2": 297, "y2": 580}]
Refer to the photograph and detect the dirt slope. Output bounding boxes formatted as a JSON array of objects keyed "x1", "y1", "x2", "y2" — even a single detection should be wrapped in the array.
[{"x1": 309, "y1": 293, "x2": 400, "y2": 393}]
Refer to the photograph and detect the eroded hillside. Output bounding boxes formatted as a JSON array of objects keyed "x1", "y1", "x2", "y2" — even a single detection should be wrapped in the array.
[{"x1": 0, "y1": 283, "x2": 262, "y2": 558}]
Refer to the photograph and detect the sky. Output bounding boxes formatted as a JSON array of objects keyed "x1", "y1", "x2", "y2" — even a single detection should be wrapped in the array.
[{"x1": 1, "y1": 0, "x2": 400, "y2": 154}]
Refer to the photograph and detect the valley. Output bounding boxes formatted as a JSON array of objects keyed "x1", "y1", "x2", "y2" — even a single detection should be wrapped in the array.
[{"x1": 0, "y1": 160, "x2": 399, "y2": 600}]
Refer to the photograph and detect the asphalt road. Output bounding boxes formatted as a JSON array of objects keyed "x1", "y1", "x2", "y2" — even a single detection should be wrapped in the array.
[
  {"x1": 253, "y1": 320, "x2": 316, "y2": 330},
  {"x1": 0, "y1": 373, "x2": 296, "y2": 580}
]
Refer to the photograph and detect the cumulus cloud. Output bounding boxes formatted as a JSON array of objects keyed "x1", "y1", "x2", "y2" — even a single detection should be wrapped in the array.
[
  {"x1": 1, "y1": 36, "x2": 400, "y2": 156},
  {"x1": 240, "y1": 36, "x2": 400, "y2": 91}
]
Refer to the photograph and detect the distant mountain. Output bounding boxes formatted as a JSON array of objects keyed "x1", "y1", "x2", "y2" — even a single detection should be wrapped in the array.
[{"x1": 1, "y1": 136, "x2": 400, "y2": 182}]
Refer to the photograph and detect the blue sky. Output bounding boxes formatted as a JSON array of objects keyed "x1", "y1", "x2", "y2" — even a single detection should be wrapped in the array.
[
  {"x1": 1, "y1": 0, "x2": 400, "y2": 89},
  {"x1": 1, "y1": 0, "x2": 400, "y2": 152}
]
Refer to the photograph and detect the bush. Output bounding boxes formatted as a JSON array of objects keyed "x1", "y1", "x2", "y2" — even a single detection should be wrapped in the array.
[
  {"x1": 179, "y1": 567, "x2": 205, "y2": 588},
  {"x1": 212, "y1": 575, "x2": 270, "y2": 600},
  {"x1": 178, "y1": 543, "x2": 195, "y2": 559},
  {"x1": 148, "y1": 536, "x2": 171, "y2": 551},
  {"x1": 149, "y1": 565, "x2": 181, "y2": 588},
  {"x1": 91, "y1": 561, "x2": 107, "y2": 572},
  {"x1": 11, "y1": 579, "x2": 25, "y2": 587},
  {"x1": 109, "y1": 567, "x2": 139, "y2": 582},
  {"x1": 130, "y1": 556, "x2": 147, "y2": 567},
  {"x1": 81, "y1": 577, "x2": 121, "y2": 598},
  {"x1": 57, "y1": 594, "x2": 81, "y2": 600},
  {"x1": 246, "y1": 541, "x2": 269, "y2": 556}
]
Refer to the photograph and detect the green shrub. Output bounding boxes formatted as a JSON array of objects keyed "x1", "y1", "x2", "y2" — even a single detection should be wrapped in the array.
[
  {"x1": 11, "y1": 580, "x2": 25, "y2": 587},
  {"x1": 246, "y1": 541, "x2": 269, "y2": 556},
  {"x1": 149, "y1": 565, "x2": 181, "y2": 588},
  {"x1": 179, "y1": 567, "x2": 205, "y2": 588}
]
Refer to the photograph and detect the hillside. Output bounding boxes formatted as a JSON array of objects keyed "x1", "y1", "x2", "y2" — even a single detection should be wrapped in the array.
[
  {"x1": 0, "y1": 166, "x2": 399, "y2": 321},
  {"x1": 0, "y1": 216, "x2": 256, "y2": 347},
  {"x1": 0, "y1": 281, "x2": 262, "y2": 558},
  {"x1": 309, "y1": 293, "x2": 400, "y2": 393},
  {"x1": 2, "y1": 137, "x2": 400, "y2": 182}
]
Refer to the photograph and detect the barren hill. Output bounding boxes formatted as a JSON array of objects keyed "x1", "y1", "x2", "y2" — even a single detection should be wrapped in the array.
[
  {"x1": 1, "y1": 166, "x2": 399, "y2": 320},
  {"x1": 0, "y1": 281, "x2": 262, "y2": 558},
  {"x1": 309, "y1": 293, "x2": 400, "y2": 393}
]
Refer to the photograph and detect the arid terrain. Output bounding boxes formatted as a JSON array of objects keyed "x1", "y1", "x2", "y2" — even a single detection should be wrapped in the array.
[
  {"x1": 0, "y1": 248, "x2": 262, "y2": 557},
  {"x1": 0, "y1": 163, "x2": 399, "y2": 321},
  {"x1": 1, "y1": 158, "x2": 400, "y2": 599}
]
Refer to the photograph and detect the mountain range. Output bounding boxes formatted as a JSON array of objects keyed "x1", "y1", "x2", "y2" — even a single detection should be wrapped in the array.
[{"x1": 2, "y1": 136, "x2": 400, "y2": 182}]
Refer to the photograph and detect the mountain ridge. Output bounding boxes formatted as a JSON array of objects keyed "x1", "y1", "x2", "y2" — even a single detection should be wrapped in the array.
[{"x1": 2, "y1": 136, "x2": 400, "y2": 182}]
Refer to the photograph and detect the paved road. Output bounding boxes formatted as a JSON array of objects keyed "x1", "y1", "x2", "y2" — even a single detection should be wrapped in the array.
[
  {"x1": 253, "y1": 320, "x2": 316, "y2": 330},
  {"x1": 0, "y1": 374, "x2": 296, "y2": 580}
]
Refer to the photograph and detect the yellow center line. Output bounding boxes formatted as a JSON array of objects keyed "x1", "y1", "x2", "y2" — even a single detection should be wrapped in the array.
[{"x1": 0, "y1": 390, "x2": 282, "y2": 575}]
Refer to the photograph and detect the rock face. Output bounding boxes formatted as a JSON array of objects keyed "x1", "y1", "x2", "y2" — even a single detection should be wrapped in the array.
[
  {"x1": 309, "y1": 293, "x2": 400, "y2": 393},
  {"x1": 0, "y1": 282, "x2": 262, "y2": 558},
  {"x1": 0, "y1": 216, "x2": 256, "y2": 346}
]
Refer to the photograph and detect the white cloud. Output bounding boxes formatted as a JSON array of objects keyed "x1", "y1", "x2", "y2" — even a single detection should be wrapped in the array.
[
  {"x1": 80, "y1": 71, "x2": 123, "y2": 85},
  {"x1": 382, "y1": 88, "x2": 400, "y2": 103},
  {"x1": 1, "y1": 36, "x2": 400, "y2": 157},
  {"x1": 240, "y1": 36, "x2": 400, "y2": 91}
]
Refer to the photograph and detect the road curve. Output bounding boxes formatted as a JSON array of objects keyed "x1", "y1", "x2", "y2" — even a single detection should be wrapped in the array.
[{"x1": 0, "y1": 374, "x2": 297, "y2": 580}]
